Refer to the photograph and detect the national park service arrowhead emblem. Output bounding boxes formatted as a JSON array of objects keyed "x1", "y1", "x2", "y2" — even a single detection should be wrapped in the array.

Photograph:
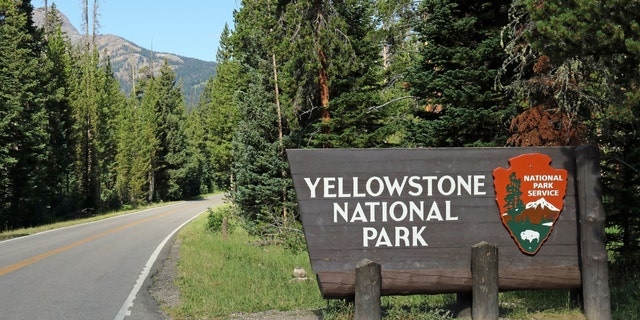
[{"x1": 493, "y1": 153, "x2": 568, "y2": 255}]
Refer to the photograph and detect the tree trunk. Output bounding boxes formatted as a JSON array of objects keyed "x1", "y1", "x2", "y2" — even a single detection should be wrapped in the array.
[
  {"x1": 318, "y1": 48, "x2": 330, "y2": 122},
  {"x1": 272, "y1": 53, "x2": 284, "y2": 151},
  {"x1": 272, "y1": 53, "x2": 288, "y2": 225},
  {"x1": 92, "y1": 0, "x2": 99, "y2": 48},
  {"x1": 82, "y1": 0, "x2": 89, "y2": 50},
  {"x1": 313, "y1": 0, "x2": 330, "y2": 123}
]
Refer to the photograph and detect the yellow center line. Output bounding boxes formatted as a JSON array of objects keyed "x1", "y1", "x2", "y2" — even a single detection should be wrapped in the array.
[{"x1": 0, "y1": 207, "x2": 183, "y2": 277}]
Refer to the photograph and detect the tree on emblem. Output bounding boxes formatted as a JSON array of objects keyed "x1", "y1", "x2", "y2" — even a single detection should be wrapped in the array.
[{"x1": 504, "y1": 172, "x2": 524, "y2": 218}]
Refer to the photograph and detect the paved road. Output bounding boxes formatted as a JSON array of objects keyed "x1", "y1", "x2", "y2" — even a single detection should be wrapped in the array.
[{"x1": 0, "y1": 195, "x2": 224, "y2": 320}]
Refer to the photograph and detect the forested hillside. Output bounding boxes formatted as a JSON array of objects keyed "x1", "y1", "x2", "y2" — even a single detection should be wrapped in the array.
[
  {"x1": 1, "y1": 0, "x2": 638, "y2": 284},
  {"x1": 31, "y1": 7, "x2": 216, "y2": 109}
]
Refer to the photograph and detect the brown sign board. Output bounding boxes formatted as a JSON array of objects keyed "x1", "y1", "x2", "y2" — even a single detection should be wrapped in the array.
[{"x1": 287, "y1": 146, "x2": 608, "y2": 301}]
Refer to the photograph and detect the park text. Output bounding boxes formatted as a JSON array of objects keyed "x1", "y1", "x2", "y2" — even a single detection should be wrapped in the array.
[{"x1": 304, "y1": 175, "x2": 488, "y2": 248}]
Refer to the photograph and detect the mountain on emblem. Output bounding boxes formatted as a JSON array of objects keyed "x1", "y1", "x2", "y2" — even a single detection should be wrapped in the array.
[
  {"x1": 493, "y1": 153, "x2": 568, "y2": 255},
  {"x1": 525, "y1": 198, "x2": 559, "y2": 211}
]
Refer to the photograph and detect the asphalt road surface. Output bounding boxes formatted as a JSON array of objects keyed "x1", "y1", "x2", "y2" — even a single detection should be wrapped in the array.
[{"x1": 0, "y1": 195, "x2": 224, "y2": 320}]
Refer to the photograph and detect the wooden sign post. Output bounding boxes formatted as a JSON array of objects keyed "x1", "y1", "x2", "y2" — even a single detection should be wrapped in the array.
[
  {"x1": 471, "y1": 242, "x2": 498, "y2": 320},
  {"x1": 287, "y1": 146, "x2": 610, "y2": 320}
]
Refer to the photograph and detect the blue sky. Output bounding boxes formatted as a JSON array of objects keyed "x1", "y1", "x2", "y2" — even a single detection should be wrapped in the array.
[{"x1": 37, "y1": 0, "x2": 241, "y2": 62}]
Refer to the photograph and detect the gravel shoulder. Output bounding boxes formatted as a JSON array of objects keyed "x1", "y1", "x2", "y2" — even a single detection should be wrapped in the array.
[
  {"x1": 149, "y1": 237, "x2": 322, "y2": 320},
  {"x1": 148, "y1": 237, "x2": 182, "y2": 319}
]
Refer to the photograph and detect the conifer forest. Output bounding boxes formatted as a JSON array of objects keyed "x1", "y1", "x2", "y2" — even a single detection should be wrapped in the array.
[{"x1": 1, "y1": 0, "x2": 639, "y2": 279}]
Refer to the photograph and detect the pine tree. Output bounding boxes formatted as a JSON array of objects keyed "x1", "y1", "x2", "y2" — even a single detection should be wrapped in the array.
[
  {"x1": 153, "y1": 62, "x2": 192, "y2": 200},
  {"x1": 0, "y1": 0, "x2": 50, "y2": 227},
  {"x1": 227, "y1": 0, "x2": 392, "y2": 232},
  {"x1": 228, "y1": 0, "x2": 293, "y2": 230},
  {"x1": 374, "y1": 0, "x2": 417, "y2": 73},
  {"x1": 126, "y1": 62, "x2": 194, "y2": 202},
  {"x1": 115, "y1": 98, "x2": 136, "y2": 204},
  {"x1": 504, "y1": 172, "x2": 524, "y2": 216},
  {"x1": 94, "y1": 57, "x2": 127, "y2": 209},
  {"x1": 269, "y1": 0, "x2": 387, "y2": 147},
  {"x1": 405, "y1": 0, "x2": 514, "y2": 147},
  {"x1": 69, "y1": 48, "x2": 100, "y2": 210},
  {"x1": 371, "y1": 0, "x2": 421, "y2": 146},
  {"x1": 229, "y1": 70, "x2": 296, "y2": 231},
  {"x1": 194, "y1": 24, "x2": 242, "y2": 191},
  {"x1": 183, "y1": 108, "x2": 207, "y2": 195},
  {"x1": 132, "y1": 75, "x2": 161, "y2": 203},
  {"x1": 303, "y1": 0, "x2": 387, "y2": 148},
  {"x1": 41, "y1": 5, "x2": 76, "y2": 216}
]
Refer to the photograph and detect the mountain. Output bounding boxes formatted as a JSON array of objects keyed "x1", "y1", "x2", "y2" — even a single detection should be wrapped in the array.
[
  {"x1": 525, "y1": 197, "x2": 560, "y2": 212},
  {"x1": 515, "y1": 198, "x2": 560, "y2": 225},
  {"x1": 32, "y1": 7, "x2": 216, "y2": 109}
]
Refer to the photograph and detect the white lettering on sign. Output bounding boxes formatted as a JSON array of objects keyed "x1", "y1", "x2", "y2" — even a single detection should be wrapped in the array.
[
  {"x1": 304, "y1": 174, "x2": 487, "y2": 248},
  {"x1": 523, "y1": 174, "x2": 563, "y2": 182},
  {"x1": 363, "y1": 226, "x2": 428, "y2": 247},
  {"x1": 527, "y1": 189, "x2": 559, "y2": 197},
  {"x1": 523, "y1": 174, "x2": 564, "y2": 198},
  {"x1": 304, "y1": 175, "x2": 487, "y2": 198},
  {"x1": 304, "y1": 177, "x2": 321, "y2": 198},
  {"x1": 333, "y1": 201, "x2": 455, "y2": 223}
]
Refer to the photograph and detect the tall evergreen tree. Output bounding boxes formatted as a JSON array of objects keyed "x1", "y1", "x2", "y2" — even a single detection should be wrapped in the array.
[
  {"x1": 131, "y1": 75, "x2": 161, "y2": 203},
  {"x1": 228, "y1": 0, "x2": 392, "y2": 232},
  {"x1": 374, "y1": 0, "x2": 417, "y2": 73},
  {"x1": 405, "y1": 0, "x2": 514, "y2": 147},
  {"x1": 69, "y1": 50, "x2": 100, "y2": 210},
  {"x1": 303, "y1": 0, "x2": 387, "y2": 147},
  {"x1": 228, "y1": 0, "x2": 289, "y2": 228},
  {"x1": 94, "y1": 57, "x2": 127, "y2": 209},
  {"x1": 41, "y1": 5, "x2": 76, "y2": 216},
  {"x1": 229, "y1": 70, "x2": 296, "y2": 232},
  {"x1": 127, "y1": 62, "x2": 194, "y2": 202},
  {"x1": 271, "y1": 0, "x2": 387, "y2": 147},
  {"x1": 153, "y1": 62, "x2": 193, "y2": 200},
  {"x1": 194, "y1": 24, "x2": 242, "y2": 190},
  {"x1": 0, "y1": 0, "x2": 49, "y2": 227},
  {"x1": 114, "y1": 98, "x2": 137, "y2": 204},
  {"x1": 371, "y1": 0, "x2": 420, "y2": 146}
]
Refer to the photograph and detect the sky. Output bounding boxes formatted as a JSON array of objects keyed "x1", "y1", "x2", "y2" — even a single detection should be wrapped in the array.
[{"x1": 36, "y1": 0, "x2": 241, "y2": 62}]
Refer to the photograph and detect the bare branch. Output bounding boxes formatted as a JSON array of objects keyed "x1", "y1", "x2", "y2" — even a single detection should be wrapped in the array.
[{"x1": 368, "y1": 96, "x2": 417, "y2": 111}]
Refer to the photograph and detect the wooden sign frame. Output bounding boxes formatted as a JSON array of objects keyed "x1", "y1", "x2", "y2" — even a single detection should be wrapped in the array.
[{"x1": 287, "y1": 146, "x2": 610, "y2": 319}]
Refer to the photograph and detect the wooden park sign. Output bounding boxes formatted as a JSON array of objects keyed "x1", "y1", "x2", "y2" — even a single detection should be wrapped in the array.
[{"x1": 287, "y1": 146, "x2": 610, "y2": 318}]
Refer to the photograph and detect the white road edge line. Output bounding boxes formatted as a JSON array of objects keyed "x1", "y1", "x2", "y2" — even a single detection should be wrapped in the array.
[{"x1": 114, "y1": 209, "x2": 206, "y2": 320}]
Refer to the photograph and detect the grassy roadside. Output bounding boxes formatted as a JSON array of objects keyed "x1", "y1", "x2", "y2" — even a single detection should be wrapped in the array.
[
  {"x1": 166, "y1": 208, "x2": 325, "y2": 319},
  {"x1": 169, "y1": 208, "x2": 637, "y2": 319}
]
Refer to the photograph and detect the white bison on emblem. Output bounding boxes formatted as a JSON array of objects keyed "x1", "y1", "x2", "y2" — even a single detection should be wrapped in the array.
[{"x1": 520, "y1": 230, "x2": 540, "y2": 243}]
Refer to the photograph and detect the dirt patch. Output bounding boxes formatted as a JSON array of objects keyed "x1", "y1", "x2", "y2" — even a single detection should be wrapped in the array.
[{"x1": 149, "y1": 237, "x2": 322, "y2": 320}]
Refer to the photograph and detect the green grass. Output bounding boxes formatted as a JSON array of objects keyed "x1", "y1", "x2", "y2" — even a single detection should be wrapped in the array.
[
  {"x1": 320, "y1": 292, "x2": 586, "y2": 320},
  {"x1": 167, "y1": 211, "x2": 325, "y2": 319},
  {"x1": 611, "y1": 280, "x2": 640, "y2": 320},
  {"x1": 498, "y1": 290, "x2": 586, "y2": 320}
]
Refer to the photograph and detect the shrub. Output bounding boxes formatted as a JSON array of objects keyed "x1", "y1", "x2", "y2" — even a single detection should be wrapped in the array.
[
  {"x1": 280, "y1": 220, "x2": 307, "y2": 254},
  {"x1": 206, "y1": 204, "x2": 236, "y2": 233}
]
